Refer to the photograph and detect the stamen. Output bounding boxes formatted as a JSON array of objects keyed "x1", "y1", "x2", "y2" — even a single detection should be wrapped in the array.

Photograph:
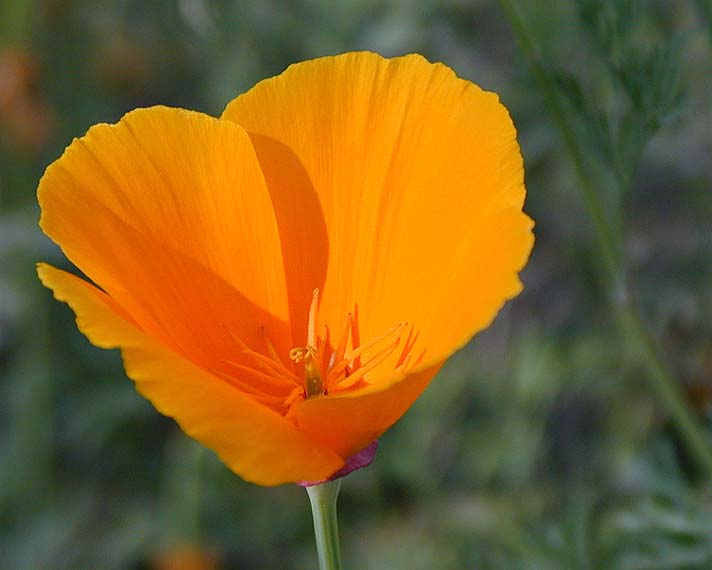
[
  {"x1": 222, "y1": 360, "x2": 297, "y2": 391},
  {"x1": 261, "y1": 326, "x2": 287, "y2": 367},
  {"x1": 289, "y1": 289, "x2": 324, "y2": 398},
  {"x1": 396, "y1": 325, "x2": 419, "y2": 368},
  {"x1": 349, "y1": 322, "x2": 406, "y2": 361},
  {"x1": 394, "y1": 354, "x2": 412, "y2": 375},
  {"x1": 328, "y1": 313, "x2": 351, "y2": 373},
  {"x1": 326, "y1": 322, "x2": 407, "y2": 386},
  {"x1": 351, "y1": 303, "x2": 362, "y2": 368},
  {"x1": 320, "y1": 324, "x2": 330, "y2": 377},
  {"x1": 241, "y1": 347, "x2": 300, "y2": 383},
  {"x1": 222, "y1": 323, "x2": 299, "y2": 384},
  {"x1": 284, "y1": 385, "x2": 305, "y2": 409},
  {"x1": 209, "y1": 368, "x2": 290, "y2": 406},
  {"x1": 335, "y1": 335, "x2": 401, "y2": 390},
  {"x1": 219, "y1": 292, "x2": 422, "y2": 411},
  {"x1": 307, "y1": 288, "x2": 319, "y2": 348},
  {"x1": 413, "y1": 348, "x2": 426, "y2": 367}
]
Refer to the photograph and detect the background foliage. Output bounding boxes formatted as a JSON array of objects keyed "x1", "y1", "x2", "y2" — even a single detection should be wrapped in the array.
[{"x1": 1, "y1": 0, "x2": 711, "y2": 568}]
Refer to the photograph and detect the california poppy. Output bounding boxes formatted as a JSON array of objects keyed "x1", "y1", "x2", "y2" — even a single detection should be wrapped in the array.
[{"x1": 37, "y1": 52, "x2": 533, "y2": 486}]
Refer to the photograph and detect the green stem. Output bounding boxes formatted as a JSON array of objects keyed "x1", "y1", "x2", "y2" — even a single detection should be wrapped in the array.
[
  {"x1": 618, "y1": 305, "x2": 712, "y2": 476},
  {"x1": 693, "y1": 0, "x2": 712, "y2": 46},
  {"x1": 498, "y1": 0, "x2": 712, "y2": 478},
  {"x1": 307, "y1": 480, "x2": 343, "y2": 570},
  {"x1": 497, "y1": 0, "x2": 624, "y2": 301}
]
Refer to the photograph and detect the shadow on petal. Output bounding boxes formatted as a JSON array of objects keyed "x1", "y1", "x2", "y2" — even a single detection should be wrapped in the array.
[{"x1": 248, "y1": 133, "x2": 329, "y2": 347}]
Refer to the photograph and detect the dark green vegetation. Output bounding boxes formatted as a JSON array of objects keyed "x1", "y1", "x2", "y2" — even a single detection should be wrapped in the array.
[{"x1": 1, "y1": 1, "x2": 711, "y2": 568}]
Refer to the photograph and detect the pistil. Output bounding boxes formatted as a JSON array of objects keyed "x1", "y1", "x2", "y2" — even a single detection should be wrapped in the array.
[
  {"x1": 222, "y1": 289, "x2": 421, "y2": 412},
  {"x1": 290, "y1": 289, "x2": 324, "y2": 398}
]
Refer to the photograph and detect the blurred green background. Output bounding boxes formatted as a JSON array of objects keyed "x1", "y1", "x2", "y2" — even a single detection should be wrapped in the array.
[{"x1": 2, "y1": 0, "x2": 711, "y2": 568}]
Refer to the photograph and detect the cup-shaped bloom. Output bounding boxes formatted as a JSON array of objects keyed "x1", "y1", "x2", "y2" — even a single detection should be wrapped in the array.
[{"x1": 37, "y1": 52, "x2": 534, "y2": 485}]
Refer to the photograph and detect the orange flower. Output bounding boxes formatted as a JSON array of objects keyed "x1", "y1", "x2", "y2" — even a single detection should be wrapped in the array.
[{"x1": 37, "y1": 52, "x2": 534, "y2": 485}]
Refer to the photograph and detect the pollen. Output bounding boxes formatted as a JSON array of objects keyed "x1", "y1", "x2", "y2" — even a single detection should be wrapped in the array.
[
  {"x1": 222, "y1": 289, "x2": 423, "y2": 415},
  {"x1": 289, "y1": 289, "x2": 422, "y2": 399}
]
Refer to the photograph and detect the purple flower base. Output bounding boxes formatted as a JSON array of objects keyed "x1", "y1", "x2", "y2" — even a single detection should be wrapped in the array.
[{"x1": 297, "y1": 441, "x2": 378, "y2": 487}]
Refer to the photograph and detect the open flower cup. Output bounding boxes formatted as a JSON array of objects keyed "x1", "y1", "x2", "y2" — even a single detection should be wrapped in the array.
[{"x1": 37, "y1": 52, "x2": 533, "y2": 487}]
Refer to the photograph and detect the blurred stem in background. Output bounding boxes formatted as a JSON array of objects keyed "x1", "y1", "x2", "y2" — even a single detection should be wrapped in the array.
[
  {"x1": 1, "y1": 0, "x2": 56, "y2": 517},
  {"x1": 155, "y1": 434, "x2": 210, "y2": 567},
  {"x1": 694, "y1": 0, "x2": 712, "y2": 44},
  {"x1": 497, "y1": 0, "x2": 712, "y2": 479},
  {"x1": 6, "y1": 282, "x2": 54, "y2": 510},
  {"x1": 0, "y1": 0, "x2": 33, "y2": 46}
]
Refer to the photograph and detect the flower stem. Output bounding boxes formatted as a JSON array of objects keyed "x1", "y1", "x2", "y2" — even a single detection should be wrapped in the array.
[
  {"x1": 306, "y1": 480, "x2": 343, "y2": 570},
  {"x1": 497, "y1": 0, "x2": 624, "y2": 297},
  {"x1": 618, "y1": 304, "x2": 712, "y2": 476},
  {"x1": 498, "y1": 0, "x2": 712, "y2": 478}
]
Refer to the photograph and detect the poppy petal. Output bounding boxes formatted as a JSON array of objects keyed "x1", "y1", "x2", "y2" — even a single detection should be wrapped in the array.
[
  {"x1": 37, "y1": 263, "x2": 344, "y2": 485},
  {"x1": 223, "y1": 52, "x2": 533, "y2": 369},
  {"x1": 243, "y1": 134, "x2": 330, "y2": 348},
  {"x1": 38, "y1": 106, "x2": 293, "y2": 356},
  {"x1": 42, "y1": 197, "x2": 297, "y2": 394},
  {"x1": 294, "y1": 363, "x2": 442, "y2": 458}
]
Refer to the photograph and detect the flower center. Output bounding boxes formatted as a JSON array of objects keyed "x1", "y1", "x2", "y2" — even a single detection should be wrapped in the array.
[
  {"x1": 217, "y1": 289, "x2": 424, "y2": 416},
  {"x1": 288, "y1": 289, "x2": 420, "y2": 399}
]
